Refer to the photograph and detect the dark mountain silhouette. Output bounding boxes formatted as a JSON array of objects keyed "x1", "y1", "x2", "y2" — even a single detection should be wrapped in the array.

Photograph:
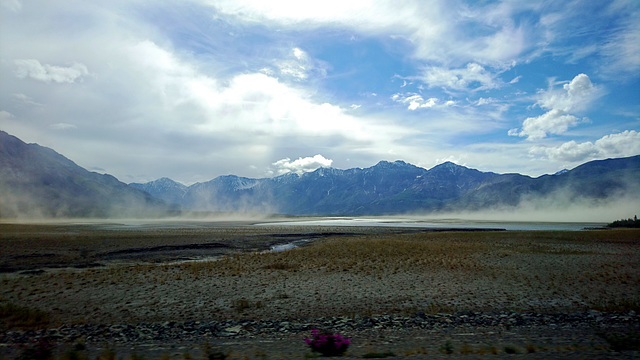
[{"x1": 0, "y1": 131, "x2": 175, "y2": 218}]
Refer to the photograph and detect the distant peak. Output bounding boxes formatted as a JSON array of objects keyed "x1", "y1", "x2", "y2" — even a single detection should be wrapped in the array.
[
  {"x1": 151, "y1": 177, "x2": 183, "y2": 185},
  {"x1": 375, "y1": 160, "x2": 410, "y2": 167},
  {"x1": 155, "y1": 177, "x2": 175, "y2": 182},
  {"x1": 432, "y1": 161, "x2": 465, "y2": 169}
]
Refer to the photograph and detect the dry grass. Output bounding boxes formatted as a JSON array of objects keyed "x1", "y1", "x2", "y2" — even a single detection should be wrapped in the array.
[
  {"x1": 1, "y1": 228, "x2": 639, "y2": 325},
  {"x1": 181, "y1": 232, "x2": 494, "y2": 276},
  {"x1": 174, "y1": 229, "x2": 639, "y2": 277},
  {"x1": 0, "y1": 302, "x2": 50, "y2": 330}
]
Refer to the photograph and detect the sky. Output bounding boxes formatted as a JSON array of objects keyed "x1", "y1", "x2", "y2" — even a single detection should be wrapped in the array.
[{"x1": 1, "y1": 0, "x2": 639, "y2": 185}]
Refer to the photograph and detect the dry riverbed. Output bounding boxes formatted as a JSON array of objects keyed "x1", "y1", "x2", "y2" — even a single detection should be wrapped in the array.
[{"x1": 1, "y1": 222, "x2": 639, "y2": 358}]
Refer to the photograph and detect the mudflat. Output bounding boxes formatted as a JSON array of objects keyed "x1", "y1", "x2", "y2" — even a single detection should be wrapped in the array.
[{"x1": 1, "y1": 222, "x2": 639, "y2": 359}]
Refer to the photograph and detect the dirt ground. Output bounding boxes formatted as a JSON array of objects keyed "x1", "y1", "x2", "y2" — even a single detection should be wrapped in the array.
[{"x1": 1, "y1": 221, "x2": 639, "y2": 358}]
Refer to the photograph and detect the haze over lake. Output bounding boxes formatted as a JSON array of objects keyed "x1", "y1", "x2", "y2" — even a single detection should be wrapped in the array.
[{"x1": 257, "y1": 217, "x2": 606, "y2": 231}]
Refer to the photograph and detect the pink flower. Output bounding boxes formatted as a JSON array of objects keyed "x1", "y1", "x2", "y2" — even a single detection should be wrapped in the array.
[{"x1": 305, "y1": 329, "x2": 351, "y2": 356}]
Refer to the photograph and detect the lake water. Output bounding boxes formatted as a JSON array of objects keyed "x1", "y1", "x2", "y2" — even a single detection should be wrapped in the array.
[{"x1": 256, "y1": 217, "x2": 606, "y2": 231}]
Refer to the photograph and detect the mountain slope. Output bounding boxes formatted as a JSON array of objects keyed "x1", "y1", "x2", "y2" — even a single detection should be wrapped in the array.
[
  {"x1": 452, "y1": 155, "x2": 640, "y2": 210},
  {"x1": 0, "y1": 131, "x2": 175, "y2": 218}
]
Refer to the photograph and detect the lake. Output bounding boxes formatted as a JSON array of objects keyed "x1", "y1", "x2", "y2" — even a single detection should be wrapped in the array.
[{"x1": 256, "y1": 217, "x2": 607, "y2": 231}]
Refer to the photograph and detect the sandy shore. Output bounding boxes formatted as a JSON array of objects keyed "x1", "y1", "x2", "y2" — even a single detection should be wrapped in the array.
[{"x1": 1, "y1": 223, "x2": 639, "y2": 358}]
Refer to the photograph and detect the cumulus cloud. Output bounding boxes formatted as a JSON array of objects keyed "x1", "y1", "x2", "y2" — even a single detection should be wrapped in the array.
[
  {"x1": 510, "y1": 74, "x2": 599, "y2": 139},
  {"x1": 14, "y1": 59, "x2": 89, "y2": 83},
  {"x1": 538, "y1": 73, "x2": 598, "y2": 113},
  {"x1": 272, "y1": 154, "x2": 333, "y2": 175},
  {"x1": 391, "y1": 93, "x2": 454, "y2": 110},
  {"x1": 116, "y1": 40, "x2": 390, "y2": 144},
  {"x1": 530, "y1": 130, "x2": 640, "y2": 162},
  {"x1": 510, "y1": 109, "x2": 583, "y2": 140},
  {"x1": 422, "y1": 63, "x2": 500, "y2": 92}
]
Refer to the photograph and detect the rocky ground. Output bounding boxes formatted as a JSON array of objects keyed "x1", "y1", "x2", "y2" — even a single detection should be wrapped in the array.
[
  {"x1": 2, "y1": 311, "x2": 640, "y2": 359},
  {"x1": 1, "y1": 222, "x2": 639, "y2": 359}
]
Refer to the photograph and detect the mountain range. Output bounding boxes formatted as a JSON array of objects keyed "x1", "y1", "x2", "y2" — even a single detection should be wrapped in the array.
[
  {"x1": 131, "y1": 152, "x2": 640, "y2": 216},
  {"x1": 1, "y1": 130, "x2": 639, "y2": 218}
]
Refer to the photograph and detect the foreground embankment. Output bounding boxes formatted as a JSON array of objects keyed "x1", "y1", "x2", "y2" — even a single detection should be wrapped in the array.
[{"x1": 1, "y1": 223, "x2": 639, "y2": 358}]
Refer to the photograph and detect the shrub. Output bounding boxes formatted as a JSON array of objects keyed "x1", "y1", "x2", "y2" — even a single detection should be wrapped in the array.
[
  {"x1": 504, "y1": 345, "x2": 519, "y2": 354},
  {"x1": 304, "y1": 329, "x2": 350, "y2": 357},
  {"x1": 0, "y1": 303, "x2": 50, "y2": 329},
  {"x1": 439, "y1": 341, "x2": 454, "y2": 354}
]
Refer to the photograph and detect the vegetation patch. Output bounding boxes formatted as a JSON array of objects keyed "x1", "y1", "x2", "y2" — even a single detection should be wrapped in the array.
[
  {"x1": 0, "y1": 302, "x2": 50, "y2": 330},
  {"x1": 607, "y1": 216, "x2": 640, "y2": 228}
]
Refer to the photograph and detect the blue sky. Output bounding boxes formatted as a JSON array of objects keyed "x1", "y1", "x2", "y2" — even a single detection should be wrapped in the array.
[{"x1": 1, "y1": 0, "x2": 638, "y2": 184}]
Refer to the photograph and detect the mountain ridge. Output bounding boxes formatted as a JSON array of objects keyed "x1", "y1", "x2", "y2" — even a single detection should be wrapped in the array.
[
  {"x1": 132, "y1": 154, "x2": 640, "y2": 216},
  {"x1": 1, "y1": 130, "x2": 639, "y2": 218}
]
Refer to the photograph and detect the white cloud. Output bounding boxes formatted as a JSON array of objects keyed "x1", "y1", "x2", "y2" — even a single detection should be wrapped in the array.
[
  {"x1": 510, "y1": 74, "x2": 600, "y2": 139},
  {"x1": 537, "y1": 73, "x2": 598, "y2": 113},
  {"x1": 593, "y1": 130, "x2": 640, "y2": 157},
  {"x1": 276, "y1": 47, "x2": 319, "y2": 80},
  {"x1": 512, "y1": 109, "x2": 583, "y2": 140},
  {"x1": 272, "y1": 154, "x2": 333, "y2": 175},
  {"x1": 530, "y1": 130, "x2": 640, "y2": 162},
  {"x1": 600, "y1": 13, "x2": 640, "y2": 77},
  {"x1": 14, "y1": 59, "x2": 89, "y2": 83},
  {"x1": 205, "y1": 0, "x2": 536, "y2": 67},
  {"x1": 476, "y1": 97, "x2": 495, "y2": 106},
  {"x1": 391, "y1": 93, "x2": 453, "y2": 110},
  {"x1": 422, "y1": 63, "x2": 500, "y2": 92},
  {"x1": 190, "y1": 71, "x2": 409, "y2": 143}
]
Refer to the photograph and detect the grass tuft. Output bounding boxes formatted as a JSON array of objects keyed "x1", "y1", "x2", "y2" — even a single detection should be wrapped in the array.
[{"x1": 0, "y1": 302, "x2": 50, "y2": 329}]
